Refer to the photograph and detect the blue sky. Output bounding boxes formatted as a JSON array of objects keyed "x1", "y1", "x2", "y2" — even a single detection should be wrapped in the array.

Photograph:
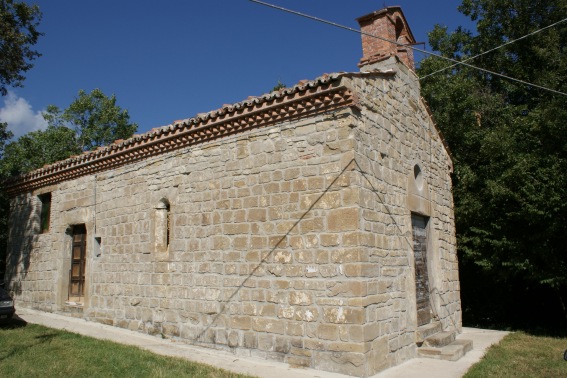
[{"x1": 1, "y1": 1, "x2": 474, "y2": 139}]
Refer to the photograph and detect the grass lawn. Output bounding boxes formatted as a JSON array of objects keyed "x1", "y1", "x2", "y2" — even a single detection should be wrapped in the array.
[
  {"x1": 0, "y1": 319, "x2": 255, "y2": 378},
  {"x1": 465, "y1": 332, "x2": 567, "y2": 378}
]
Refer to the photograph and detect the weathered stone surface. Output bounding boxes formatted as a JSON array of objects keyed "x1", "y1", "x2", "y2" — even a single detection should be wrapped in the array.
[
  {"x1": 318, "y1": 324, "x2": 339, "y2": 340},
  {"x1": 328, "y1": 208, "x2": 359, "y2": 232},
  {"x1": 323, "y1": 307, "x2": 365, "y2": 324}
]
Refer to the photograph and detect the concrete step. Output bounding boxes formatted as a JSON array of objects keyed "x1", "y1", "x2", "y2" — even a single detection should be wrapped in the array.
[
  {"x1": 418, "y1": 338, "x2": 474, "y2": 361},
  {"x1": 59, "y1": 302, "x2": 84, "y2": 318},
  {"x1": 416, "y1": 322, "x2": 443, "y2": 345},
  {"x1": 424, "y1": 330, "x2": 456, "y2": 348}
]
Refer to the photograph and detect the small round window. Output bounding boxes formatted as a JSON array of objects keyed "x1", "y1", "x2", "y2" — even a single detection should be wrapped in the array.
[{"x1": 414, "y1": 164, "x2": 424, "y2": 191}]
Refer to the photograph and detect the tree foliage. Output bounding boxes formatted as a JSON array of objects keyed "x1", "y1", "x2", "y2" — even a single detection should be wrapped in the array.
[
  {"x1": 44, "y1": 89, "x2": 138, "y2": 151},
  {"x1": 418, "y1": 0, "x2": 567, "y2": 329},
  {"x1": 2, "y1": 125, "x2": 79, "y2": 175},
  {"x1": 0, "y1": 122, "x2": 12, "y2": 161},
  {"x1": 2, "y1": 89, "x2": 138, "y2": 176},
  {"x1": 0, "y1": 0, "x2": 42, "y2": 96}
]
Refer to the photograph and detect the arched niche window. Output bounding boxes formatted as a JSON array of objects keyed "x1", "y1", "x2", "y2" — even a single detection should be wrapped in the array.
[
  {"x1": 414, "y1": 164, "x2": 424, "y2": 192},
  {"x1": 395, "y1": 17, "x2": 404, "y2": 42},
  {"x1": 155, "y1": 199, "x2": 170, "y2": 253}
]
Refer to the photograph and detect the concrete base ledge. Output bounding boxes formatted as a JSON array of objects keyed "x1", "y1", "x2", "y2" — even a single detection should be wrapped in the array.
[
  {"x1": 14, "y1": 307, "x2": 349, "y2": 378},
  {"x1": 12, "y1": 308, "x2": 508, "y2": 378}
]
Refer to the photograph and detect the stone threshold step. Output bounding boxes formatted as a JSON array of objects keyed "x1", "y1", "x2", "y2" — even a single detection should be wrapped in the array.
[
  {"x1": 424, "y1": 330, "x2": 456, "y2": 347},
  {"x1": 418, "y1": 339, "x2": 474, "y2": 361},
  {"x1": 59, "y1": 302, "x2": 84, "y2": 318},
  {"x1": 65, "y1": 301, "x2": 83, "y2": 307},
  {"x1": 416, "y1": 322, "x2": 442, "y2": 345}
]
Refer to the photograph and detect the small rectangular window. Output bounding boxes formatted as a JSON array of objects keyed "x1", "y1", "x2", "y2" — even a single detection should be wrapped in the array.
[
  {"x1": 39, "y1": 193, "x2": 52, "y2": 233},
  {"x1": 94, "y1": 236, "x2": 102, "y2": 257}
]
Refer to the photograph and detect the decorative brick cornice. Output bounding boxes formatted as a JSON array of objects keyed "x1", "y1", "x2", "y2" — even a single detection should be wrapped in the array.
[{"x1": 5, "y1": 73, "x2": 360, "y2": 196}]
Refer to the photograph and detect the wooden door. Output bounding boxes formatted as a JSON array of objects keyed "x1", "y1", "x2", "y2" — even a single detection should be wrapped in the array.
[
  {"x1": 69, "y1": 224, "x2": 87, "y2": 300},
  {"x1": 412, "y1": 214, "x2": 431, "y2": 326}
]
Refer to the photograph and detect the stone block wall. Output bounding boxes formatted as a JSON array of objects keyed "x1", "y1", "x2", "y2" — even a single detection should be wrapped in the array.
[{"x1": 6, "y1": 65, "x2": 460, "y2": 377}]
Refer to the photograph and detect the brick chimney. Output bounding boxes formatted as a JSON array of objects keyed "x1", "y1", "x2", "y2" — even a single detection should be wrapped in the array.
[{"x1": 356, "y1": 6, "x2": 416, "y2": 71}]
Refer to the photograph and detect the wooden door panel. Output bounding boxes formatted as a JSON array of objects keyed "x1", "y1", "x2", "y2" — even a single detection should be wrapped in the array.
[
  {"x1": 73, "y1": 246, "x2": 82, "y2": 259},
  {"x1": 71, "y1": 264, "x2": 80, "y2": 276},
  {"x1": 69, "y1": 224, "x2": 87, "y2": 299}
]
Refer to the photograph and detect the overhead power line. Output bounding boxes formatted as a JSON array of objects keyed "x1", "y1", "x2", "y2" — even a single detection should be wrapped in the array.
[
  {"x1": 420, "y1": 17, "x2": 567, "y2": 80},
  {"x1": 249, "y1": 0, "x2": 567, "y2": 97}
]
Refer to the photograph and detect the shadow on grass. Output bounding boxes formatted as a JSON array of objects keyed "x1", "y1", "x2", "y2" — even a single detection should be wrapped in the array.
[
  {"x1": 522, "y1": 327, "x2": 567, "y2": 338},
  {"x1": 0, "y1": 316, "x2": 62, "y2": 364},
  {"x1": 34, "y1": 331, "x2": 60, "y2": 344},
  {"x1": 0, "y1": 315, "x2": 28, "y2": 330}
]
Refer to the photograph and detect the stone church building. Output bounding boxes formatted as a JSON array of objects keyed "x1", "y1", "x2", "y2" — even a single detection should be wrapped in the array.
[{"x1": 4, "y1": 7, "x2": 468, "y2": 377}]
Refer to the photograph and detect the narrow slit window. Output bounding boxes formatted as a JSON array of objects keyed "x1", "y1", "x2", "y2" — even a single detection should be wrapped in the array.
[
  {"x1": 166, "y1": 208, "x2": 170, "y2": 248},
  {"x1": 155, "y1": 199, "x2": 170, "y2": 253},
  {"x1": 39, "y1": 193, "x2": 52, "y2": 233}
]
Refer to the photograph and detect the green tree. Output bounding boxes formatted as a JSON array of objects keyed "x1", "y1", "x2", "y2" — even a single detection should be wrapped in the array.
[
  {"x1": 1, "y1": 125, "x2": 79, "y2": 175},
  {"x1": 0, "y1": 0, "x2": 42, "y2": 96},
  {"x1": 44, "y1": 89, "x2": 138, "y2": 151},
  {"x1": 418, "y1": 0, "x2": 567, "y2": 330},
  {"x1": 0, "y1": 122, "x2": 12, "y2": 161}
]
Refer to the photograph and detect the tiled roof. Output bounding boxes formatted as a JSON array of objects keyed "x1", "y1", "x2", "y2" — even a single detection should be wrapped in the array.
[{"x1": 5, "y1": 72, "x2": 372, "y2": 196}]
